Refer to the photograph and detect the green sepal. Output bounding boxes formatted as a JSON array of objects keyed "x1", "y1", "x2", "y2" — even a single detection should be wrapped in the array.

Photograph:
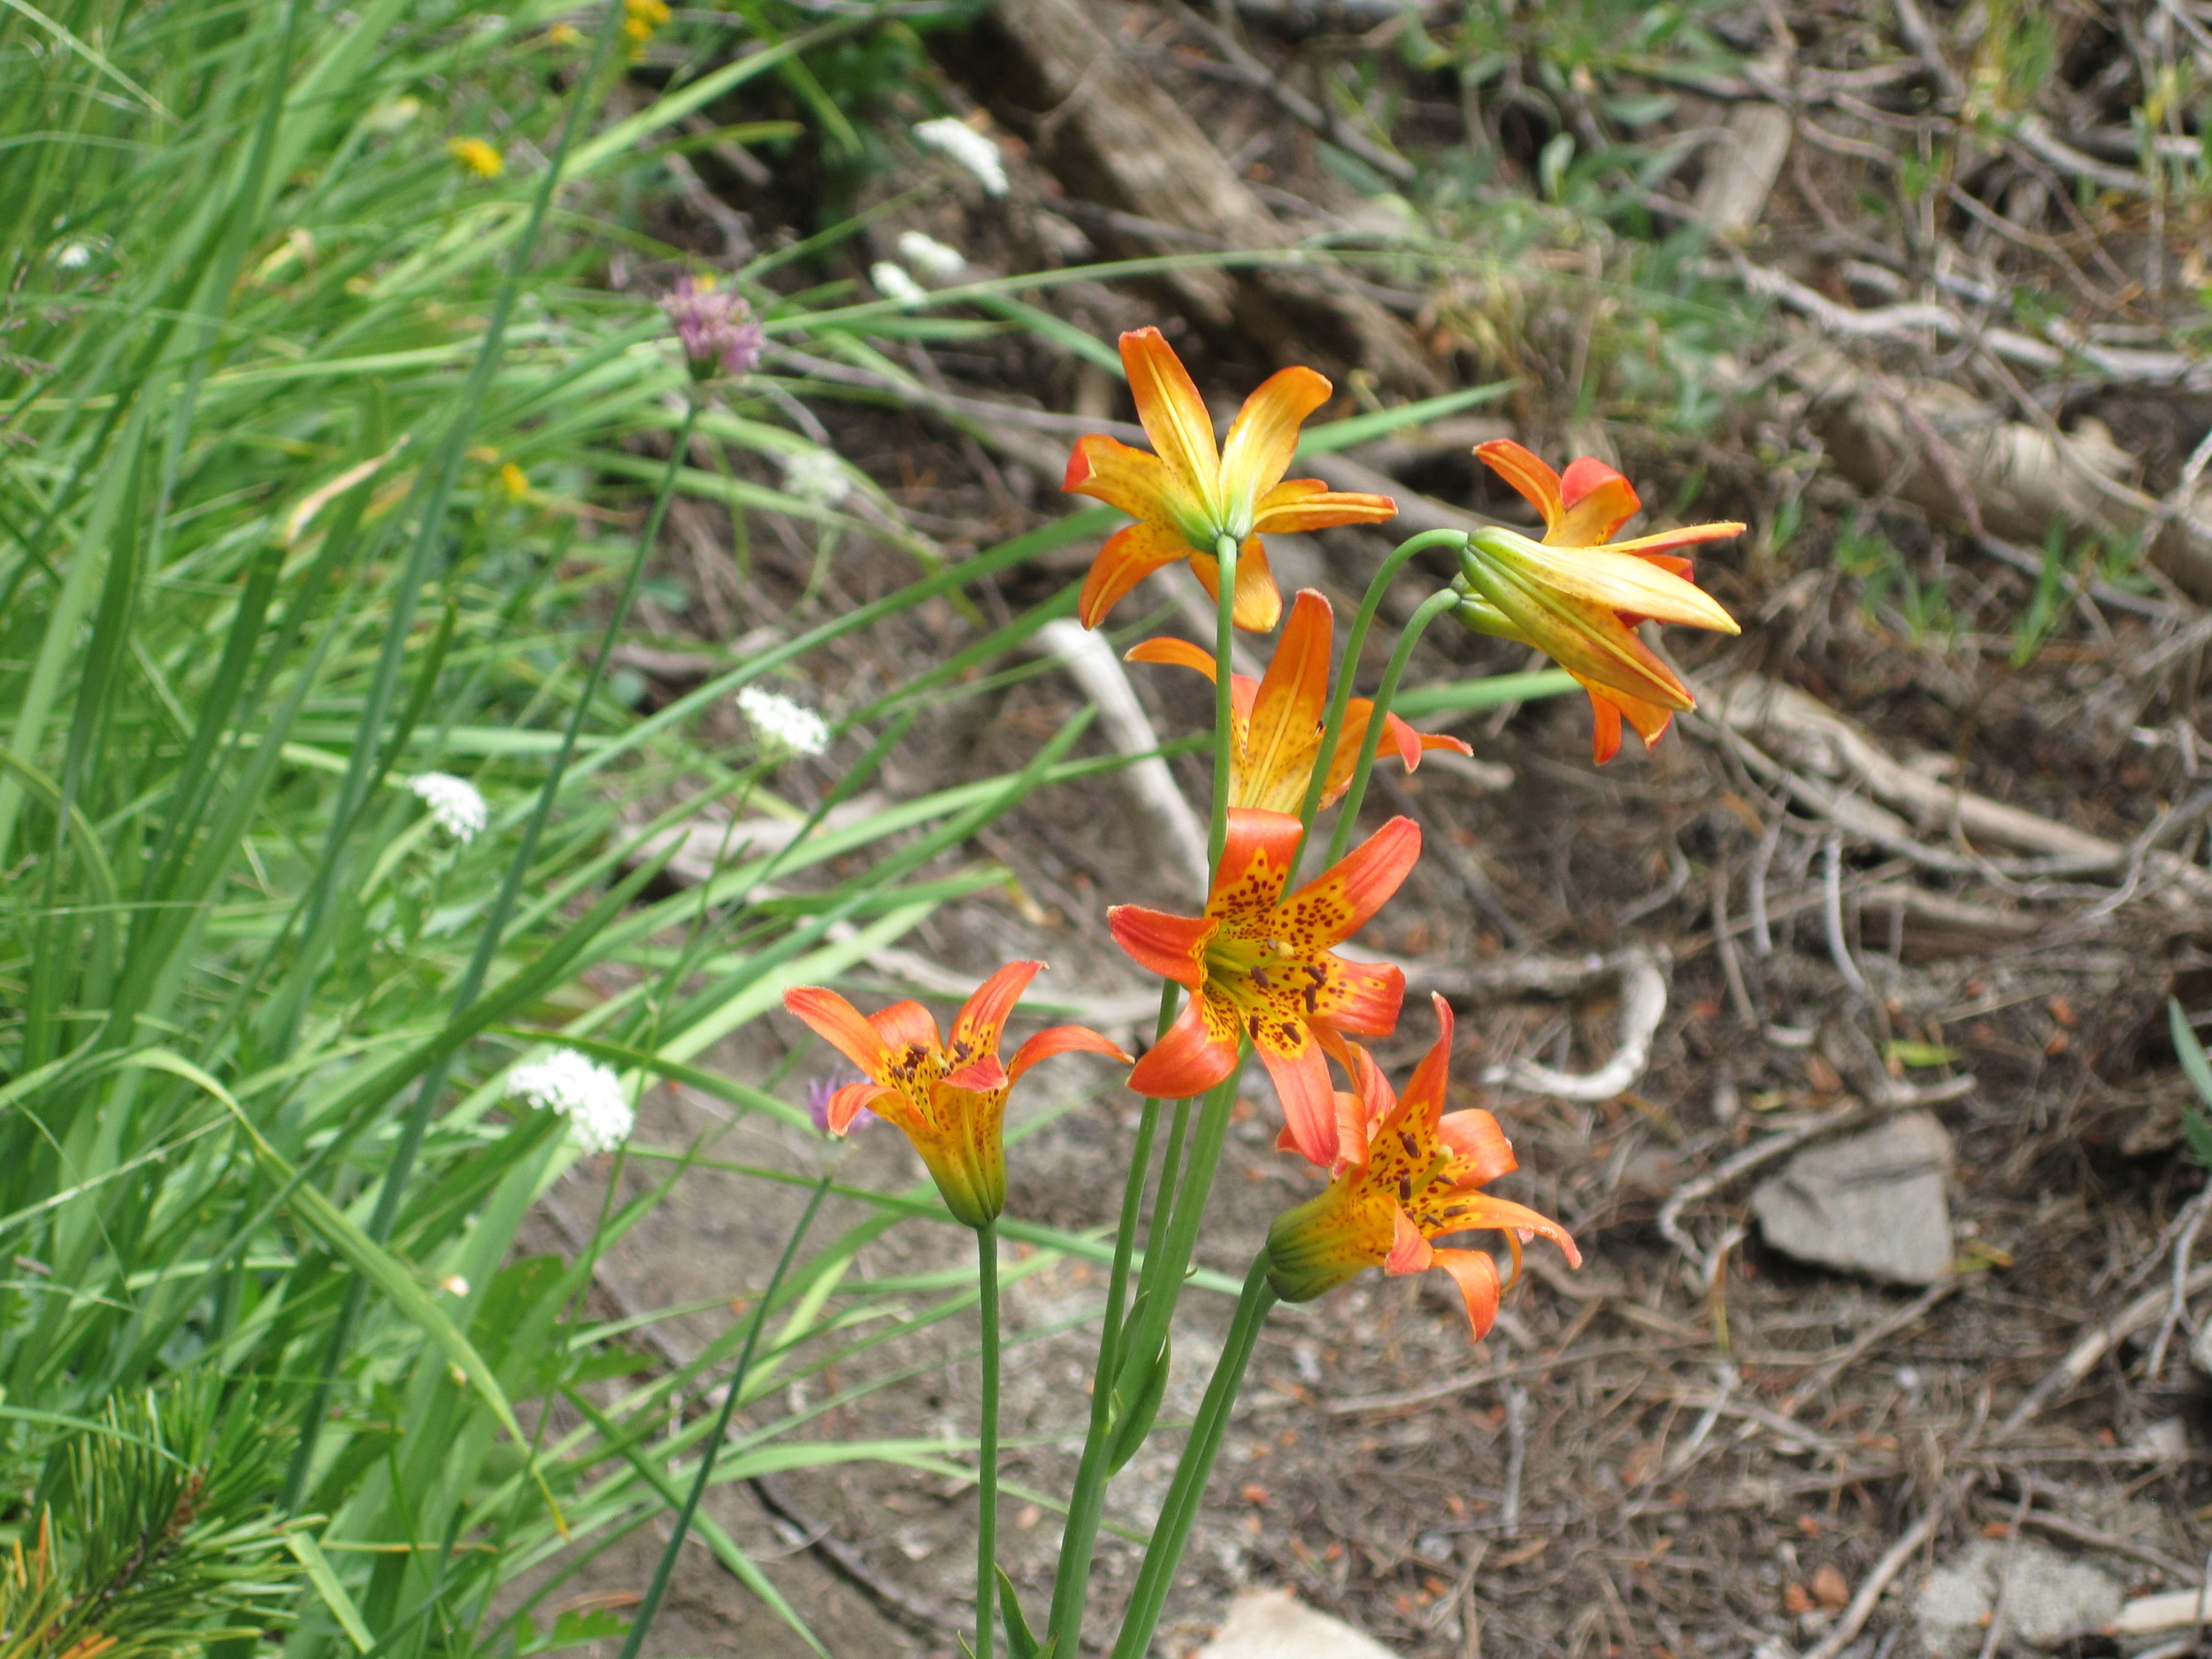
[{"x1": 995, "y1": 1564, "x2": 1056, "y2": 1659}]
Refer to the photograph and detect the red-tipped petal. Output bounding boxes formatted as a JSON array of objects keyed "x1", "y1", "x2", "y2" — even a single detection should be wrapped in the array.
[
  {"x1": 943, "y1": 1055, "x2": 1008, "y2": 1093},
  {"x1": 1282, "y1": 816, "x2": 1421, "y2": 942},
  {"x1": 1474, "y1": 439, "x2": 1564, "y2": 533},
  {"x1": 1108, "y1": 904, "x2": 1214, "y2": 987},
  {"x1": 1007, "y1": 1025, "x2": 1132, "y2": 1083},
  {"x1": 783, "y1": 987, "x2": 891, "y2": 1075},
  {"x1": 1125, "y1": 637, "x2": 1218, "y2": 680},
  {"x1": 1429, "y1": 1247, "x2": 1504, "y2": 1340},
  {"x1": 1249, "y1": 477, "x2": 1397, "y2": 534},
  {"x1": 1079, "y1": 521, "x2": 1190, "y2": 630},
  {"x1": 1189, "y1": 537, "x2": 1282, "y2": 633},
  {"x1": 1063, "y1": 432, "x2": 1178, "y2": 522},
  {"x1": 869, "y1": 999, "x2": 942, "y2": 1055},
  {"x1": 1395, "y1": 994, "x2": 1455, "y2": 1125},
  {"x1": 1386, "y1": 1206, "x2": 1435, "y2": 1275},
  {"x1": 1127, "y1": 997, "x2": 1237, "y2": 1099},
  {"x1": 1553, "y1": 460, "x2": 1640, "y2": 547},
  {"x1": 825, "y1": 1081, "x2": 899, "y2": 1135},
  {"x1": 1450, "y1": 1195, "x2": 1583, "y2": 1268},
  {"x1": 1439, "y1": 1109, "x2": 1517, "y2": 1184},
  {"x1": 1318, "y1": 953, "x2": 1405, "y2": 1037},
  {"x1": 1260, "y1": 1040, "x2": 1342, "y2": 1170},
  {"x1": 1588, "y1": 693, "x2": 1624, "y2": 764},
  {"x1": 1215, "y1": 808, "x2": 1305, "y2": 912},
  {"x1": 951, "y1": 959, "x2": 1043, "y2": 1059},
  {"x1": 1120, "y1": 327, "x2": 1220, "y2": 505}
]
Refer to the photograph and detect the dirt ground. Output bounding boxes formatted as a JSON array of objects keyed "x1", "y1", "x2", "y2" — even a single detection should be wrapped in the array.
[{"x1": 540, "y1": 0, "x2": 2212, "y2": 1651}]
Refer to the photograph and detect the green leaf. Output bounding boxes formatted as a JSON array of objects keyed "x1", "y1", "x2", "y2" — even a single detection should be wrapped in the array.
[
  {"x1": 286, "y1": 1530, "x2": 374, "y2": 1655},
  {"x1": 1881, "y1": 1040, "x2": 1960, "y2": 1068},
  {"x1": 1105, "y1": 1300, "x2": 1171, "y2": 1475},
  {"x1": 996, "y1": 1563, "x2": 1055, "y2": 1659},
  {"x1": 1390, "y1": 670, "x2": 1579, "y2": 718},
  {"x1": 1294, "y1": 381, "x2": 1515, "y2": 457}
]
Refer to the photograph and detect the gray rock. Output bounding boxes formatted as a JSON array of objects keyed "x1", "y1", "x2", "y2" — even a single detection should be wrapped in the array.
[
  {"x1": 1750, "y1": 1111, "x2": 1954, "y2": 1286},
  {"x1": 1913, "y1": 1540, "x2": 2125, "y2": 1657},
  {"x1": 1198, "y1": 1589, "x2": 1401, "y2": 1659}
]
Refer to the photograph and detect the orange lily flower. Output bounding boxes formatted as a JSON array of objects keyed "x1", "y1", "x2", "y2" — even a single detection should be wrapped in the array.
[
  {"x1": 1265, "y1": 996, "x2": 1581, "y2": 1340},
  {"x1": 1459, "y1": 439, "x2": 1743, "y2": 764},
  {"x1": 1125, "y1": 588, "x2": 1472, "y2": 815},
  {"x1": 783, "y1": 962, "x2": 1129, "y2": 1228},
  {"x1": 1110, "y1": 807, "x2": 1417, "y2": 1169},
  {"x1": 1063, "y1": 328, "x2": 1396, "y2": 633}
]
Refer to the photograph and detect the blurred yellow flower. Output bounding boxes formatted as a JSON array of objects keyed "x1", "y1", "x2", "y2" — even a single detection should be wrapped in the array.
[
  {"x1": 447, "y1": 137, "x2": 503, "y2": 178},
  {"x1": 546, "y1": 19, "x2": 582, "y2": 43},
  {"x1": 498, "y1": 463, "x2": 528, "y2": 502},
  {"x1": 623, "y1": 0, "x2": 669, "y2": 47}
]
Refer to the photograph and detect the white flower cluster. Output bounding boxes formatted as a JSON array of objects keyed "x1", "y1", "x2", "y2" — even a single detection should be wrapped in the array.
[
  {"x1": 406, "y1": 772, "x2": 488, "y2": 842},
  {"x1": 896, "y1": 231, "x2": 966, "y2": 280},
  {"x1": 737, "y1": 684, "x2": 831, "y2": 757},
  {"x1": 870, "y1": 261, "x2": 927, "y2": 305},
  {"x1": 780, "y1": 449, "x2": 852, "y2": 508},
  {"x1": 914, "y1": 118, "x2": 1008, "y2": 196},
  {"x1": 507, "y1": 1048, "x2": 635, "y2": 1155}
]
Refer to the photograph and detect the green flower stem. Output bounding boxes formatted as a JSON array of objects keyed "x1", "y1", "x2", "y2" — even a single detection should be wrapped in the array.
[
  {"x1": 976, "y1": 1218, "x2": 1001, "y2": 1659},
  {"x1": 1323, "y1": 587, "x2": 1463, "y2": 868},
  {"x1": 1292, "y1": 528, "x2": 1469, "y2": 872},
  {"x1": 1107, "y1": 1252, "x2": 1279, "y2": 1659},
  {"x1": 1209, "y1": 534, "x2": 1239, "y2": 871},
  {"x1": 614, "y1": 1177, "x2": 831, "y2": 1659}
]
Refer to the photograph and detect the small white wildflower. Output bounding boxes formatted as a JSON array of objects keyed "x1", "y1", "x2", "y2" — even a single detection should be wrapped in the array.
[
  {"x1": 737, "y1": 684, "x2": 831, "y2": 757},
  {"x1": 54, "y1": 241, "x2": 92, "y2": 270},
  {"x1": 896, "y1": 231, "x2": 966, "y2": 280},
  {"x1": 507, "y1": 1048, "x2": 635, "y2": 1155},
  {"x1": 871, "y1": 261, "x2": 927, "y2": 305},
  {"x1": 914, "y1": 118, "x2": 1009, "y2": 196},
  {"x1": 438, "y1": 1274, "x2": 471, "y2": 1297},
  {"x1": 406, "y1": 772, "x2": 489, "y2": 842},
  {"x1": 779, "y1": 449, "x2": 852, "y2": 508}
]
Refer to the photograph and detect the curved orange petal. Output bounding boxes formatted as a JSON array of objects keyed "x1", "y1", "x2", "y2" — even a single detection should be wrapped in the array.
[
  {"x1": 1007, "y1": 1025, "x2": 1132, "y2": 1083},
  {"x1": 1258, "y1": 1039, "x2": 1341, "y2": 1171},
  {"x1": 1281, "y1": 816, "x2": 1420, "y2": 941},
  {"x1": 783, "y1": 987, "x2": 892, "y2": 1075},
  {"x1": 951, "y1": 959, "x2": 1043, "y2": 1060},
  {"x1": 1507, "y1": 540, "x2": 1740, "y2": 633},
  {"x1": 1079, "y1": 520, "x2": 1189, "y2": 629},
  {"x1": 1386, "y1": 1206, "x2": 1435, "y2": 1275},
  {"x1": 1127, "y1": 996, "x2": 1238, "y2": 1099},
  {"x1": 1216, "y1": 807, "x2": 1306, "y2": 912},
  {"x1": 1439, "y1": 1109, "x2": 1517, "y2": 1184},
  {"x1": 1120, "y1": 327, "x2": 1219, "y2": 510},
  {"x1": 1241, "y1": 589, "x2": 1332, "y2": 812},
  {"x1": 1250, "y1": 478, "x2": 1397, "y2": 534},
  {"x1": 1394, "y1": 994, "x2": 1455, "y2": 1125},
  {"x1": 1474, "y1": 439, "x2": 1564, "y2": 532},
  {"x1": 1575, "y1": 674, "x2": 1676, "y2": 763},
  {"x1": 1553, "y1": 465, "x2": 1642, "y2": 547},
  {"x1": 1063, "y1": 432, "x2": 1179, "y2": 523},
  {"x1": 1219, "y1": 366, "x2": 1333, "y2": 524},
  {"x1": 1316, "y1": 952, "x2": 1404, "y2": 1037},
  {"x1": 869, "y1": 999, "x2": 943, "y2": 1055},
  {"x1": 1429, "y1": 1246, "x2": 1503, "y2": 1340},
  {"x1": 1604, "y1": 520, "x2": 1747, "y2": 557},
  {"x1": 825, "y1": 1080, "x2": 900, "y2": 1135},
  {"x1": 1188, "y1": 537, "x2": 1281, "y2": 632},
  {"x1": 1125, "y1": 637, "x2": 1218, "y2": 680},
  {"x1": 1589, "y1": 694, "x2": 1624, "y2": 764},
  {"x1": 1109, "y1": 904, "x2": 1214, "y2": 987},
  {"x1": 1448, "y1": 1195, "x2": 1583, "y2": 1268},
  {"x1": 943, "y1": 1055, "x2": 1008, "y2": 1093}
]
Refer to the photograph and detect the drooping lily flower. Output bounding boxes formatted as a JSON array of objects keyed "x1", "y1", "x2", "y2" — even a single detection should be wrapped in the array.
[
  {"x1": 1063, "y1": 328, "x2": 1396, "y2": 633},
  {"x1": 1110, "y1": 808, "x2": 1417, "y2": 1169},
  {"x1": 1265, "y1": 995, "x2": 1581, "y2": 1340},
  {"x1": 1125, "y1": 588, "x2": 1472, "y2": 816},
  {"x1": 1458, "y1": 439, "x2": 1743, "y2": 764},
  {"x1": 783, "y1": 962, "x2": 1129, "y2": 1228}
]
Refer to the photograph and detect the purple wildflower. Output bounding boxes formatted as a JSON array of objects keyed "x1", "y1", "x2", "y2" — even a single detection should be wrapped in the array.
[
  {"x1": 806, "y1": 1069, "x2": 873, "y2": 1135},
  {"x1": 660, "y1": 275, "x2": 763, "y2": 381}
]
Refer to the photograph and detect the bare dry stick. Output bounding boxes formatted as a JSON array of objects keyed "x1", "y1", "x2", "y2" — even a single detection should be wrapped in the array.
[{"x1": 2000, "y1": 1262, "x2": 2212, "y2": 1436}]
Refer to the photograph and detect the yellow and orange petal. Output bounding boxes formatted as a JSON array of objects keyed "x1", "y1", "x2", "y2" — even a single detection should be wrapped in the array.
[
  {"x1": 1062, "y1": 328, "x2": 1396, "y2": 631},
  {"x1": 1110, "y1": 807, "x2": 1417, "y2": 1167},
  {"x1": 1125, "y1": 588, "x2": 1471, "y2": 815},
  {"x1": 1265, "y1": 996, "x2": 1581, "y2": 1340}
]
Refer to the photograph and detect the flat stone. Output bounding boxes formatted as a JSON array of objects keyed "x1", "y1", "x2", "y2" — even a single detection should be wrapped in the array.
[
  {"x1": 1912, "y1": 1539, "x2": 2125, "y2": 1657},
  {"x1": 1750, "y1": 1111, "x2": 1954, "y2": 1286},
  {"x1": 1197, "y1": 1589, "x2": 1400, "y2": 1659}
]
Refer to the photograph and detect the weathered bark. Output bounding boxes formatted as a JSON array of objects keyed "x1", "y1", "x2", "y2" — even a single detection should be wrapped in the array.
[{"x1": 937, "y1": 0, "x2": 1439, "y2": 393}]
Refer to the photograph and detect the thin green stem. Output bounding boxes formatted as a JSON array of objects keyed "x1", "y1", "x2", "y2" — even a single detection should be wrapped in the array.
[
  {"x1": 1046, "y1": 982, "x2": 1173, "y2": 1651},
  {"x1": 1107, "y1": 1253, "x2": 1279, "y2": 1659},
  {"x1": 1323, "y1": 587, "x2": 1463, "y2": 867},
  {"x1": 1208, "y1": 534, "x2": 1239, "y2": 871},
  {"x1": 1291, "y1": 528, "x2": 1468, "y2": 873},
  {"x1": 975, "y1": 1220, "x2": 1001, "y2": 1659},
  {"x1": 614, "y1": 1177, "x2": 831, "y2": 1659}
]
